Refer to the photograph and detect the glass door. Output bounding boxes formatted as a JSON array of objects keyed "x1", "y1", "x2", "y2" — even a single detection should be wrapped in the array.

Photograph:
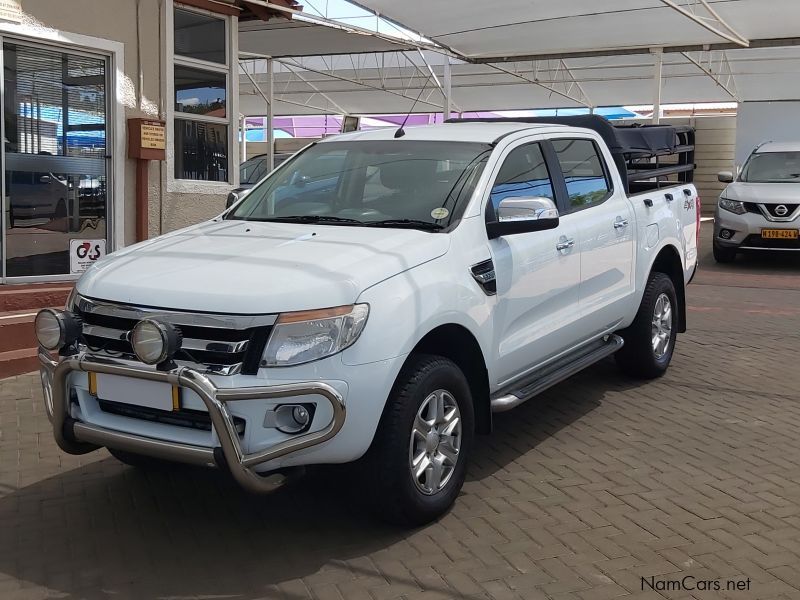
[{"x1": 1, "y1": 40, "x2": 109, "y2": 281}]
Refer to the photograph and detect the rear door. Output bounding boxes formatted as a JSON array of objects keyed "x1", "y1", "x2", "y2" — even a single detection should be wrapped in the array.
[
  {"x1": 486, "y1": 138, "x2": 582, "y2": 386},
  {"x1": 549, "y1": 137, "x2": 635, "y2": 336}
]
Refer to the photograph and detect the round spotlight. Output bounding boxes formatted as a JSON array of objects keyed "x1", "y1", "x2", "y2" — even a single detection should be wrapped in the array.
[
  {"x1": 720, "y1": 229, "x2": 733, "y2": 240},
  {"x1": 35, "y1": 309, "x2": 82, "y2": 351},
  {"x1": 131, "y1": 319, "x2": 181, "y2": 365}
]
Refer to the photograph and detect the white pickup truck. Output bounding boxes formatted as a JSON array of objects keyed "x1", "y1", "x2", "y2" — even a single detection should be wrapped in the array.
[{"x1": 36, "y1": 116, "x2": 699, "y2": 525}]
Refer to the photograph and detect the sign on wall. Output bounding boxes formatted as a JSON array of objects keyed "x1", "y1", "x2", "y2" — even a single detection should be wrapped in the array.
[
  {"x1": 69, "y1": 239, "x2": 106, "y2": 274},
  {"x1": 0, "y1": 0, "x2": 22, "y2": 23},
  {"x1": 128, "y1": 118, "x2": 167, "y2": 160}
]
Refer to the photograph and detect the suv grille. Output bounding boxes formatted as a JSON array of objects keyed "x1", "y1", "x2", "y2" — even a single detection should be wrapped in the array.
[
  {"x1": 73, "y1": 295, "x2": 276, "y2": 375},
  {"x1": 762, "y1": 203, "x2": 799, "y2": 220}
]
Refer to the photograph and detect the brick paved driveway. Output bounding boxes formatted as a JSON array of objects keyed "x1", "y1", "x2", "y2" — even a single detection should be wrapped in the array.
[{"x1": 2, "y1": 225, "x2": 800, "y2": 600}]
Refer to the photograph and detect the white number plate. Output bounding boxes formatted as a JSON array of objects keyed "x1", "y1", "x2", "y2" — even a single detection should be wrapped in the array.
[{"x1": 94, "y1": 373, "x2": 176, "y2": 411}]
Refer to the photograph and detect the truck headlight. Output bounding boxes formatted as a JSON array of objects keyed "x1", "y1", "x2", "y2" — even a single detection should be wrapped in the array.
[
  {"x1": 131, "y1": 319, "x2": 182, "y2": 365},
  {"x1": 34, "y1": 309, "x2": 82, "y2": 351},
  {"x1": 719, "y1": 197, "x2": 746, "y2": 215},
  {"x1": 262, "y1": 304, "x2": 369, "y2": 367}
]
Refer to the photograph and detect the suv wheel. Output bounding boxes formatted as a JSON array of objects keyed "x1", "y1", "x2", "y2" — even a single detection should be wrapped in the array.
[
  {"x1": 366, "y1": 354, "x2": 474, "y2": 526},
  {"x1": 615, "y1": 272, "x2": 678, "y2": 379},
  {"x1": 713, "y1": 241, "x2": 737, "y2": 263}
]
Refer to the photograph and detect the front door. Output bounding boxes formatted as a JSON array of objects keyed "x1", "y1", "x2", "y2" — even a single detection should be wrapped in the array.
[
  {"x1": 2, "y1": 41, "x2": 110, "y2": 281},
  {"x1": 487, "y1": 140, "x2": 582, "y2": 386}
]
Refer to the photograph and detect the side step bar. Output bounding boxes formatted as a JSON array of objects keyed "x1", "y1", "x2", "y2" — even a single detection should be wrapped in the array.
[{"x1": 491, "y1": 334, "x2": 624, "y2": 413}]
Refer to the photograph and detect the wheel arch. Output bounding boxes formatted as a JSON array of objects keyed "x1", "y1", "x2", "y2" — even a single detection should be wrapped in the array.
[
  {"x1": 405, "y1": 324, "x2": 492, "y2": 434},
  {"x1": 648, "y1": 244, "x2": 687, "y2": 333}
]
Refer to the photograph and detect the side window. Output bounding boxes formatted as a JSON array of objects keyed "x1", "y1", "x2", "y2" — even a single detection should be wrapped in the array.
[
  {"x1": 489, "y1": 143, "x2": 555, "y2": 216},
  {"x1": 552, "y1": 139, "x2": 611, "y2": 212}
]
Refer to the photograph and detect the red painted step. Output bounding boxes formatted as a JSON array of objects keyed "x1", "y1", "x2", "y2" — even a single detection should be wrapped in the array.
[
  {"x1": 0, "y1": 283, "x2": 74, "y2": 379},
  {"x1": 0, "y1": 347, "x2": 39, "y2": 379},
  {"x1": 0, "y1": 310, "x2": 37, "y2": 353},
  {"x1": 0, "y1": 283, "x2": 73, "y2": 313}
]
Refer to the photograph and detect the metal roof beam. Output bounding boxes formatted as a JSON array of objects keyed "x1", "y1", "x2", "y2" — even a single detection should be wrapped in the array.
[
  {"x1": 486, "y1": 61, "x2": 592, "y2": 107},
  {"x1": 659, "y1": 0, "x2": 749, "y2": 47},
  {"x1": 274, "y1": 56, "x2": 445, "y2": 110},
  {"x1": 680, "y1": 50, "x2": 741, "y2": 101},
  {"x1": 470, "y1": 37, "x2": 800, "y2": 64}
]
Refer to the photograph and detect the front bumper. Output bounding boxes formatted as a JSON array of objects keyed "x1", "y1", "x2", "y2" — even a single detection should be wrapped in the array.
[
  {"x1": 715, "y1": 207, "x2": 800, "y2": 251},
  {"x1": 39, "y1": 349, "x2": 346, "y2": 493}
]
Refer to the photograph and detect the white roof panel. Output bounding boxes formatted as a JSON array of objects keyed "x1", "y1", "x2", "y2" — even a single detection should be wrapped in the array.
[
  {"x1": 238, "y1": 19, "x2": 414, "y2": 58},
  {"x1": 352, "y1": 0, "x2": 800, "y2": 59}
]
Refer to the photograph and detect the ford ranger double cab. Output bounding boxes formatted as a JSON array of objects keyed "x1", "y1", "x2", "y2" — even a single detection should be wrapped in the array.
[{"x1": 35, "y1": 116, "x2": 699, "y2": 525}]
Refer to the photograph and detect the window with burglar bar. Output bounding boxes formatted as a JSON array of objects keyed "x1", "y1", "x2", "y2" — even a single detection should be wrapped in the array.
[{"x1": 172, "y1": 5, "x2": 231, "y2": 182}]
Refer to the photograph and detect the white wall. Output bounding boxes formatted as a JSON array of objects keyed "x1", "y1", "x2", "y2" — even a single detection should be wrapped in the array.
[{"x1": 735, "y1": 101, "x2": 800, "y2": 165}]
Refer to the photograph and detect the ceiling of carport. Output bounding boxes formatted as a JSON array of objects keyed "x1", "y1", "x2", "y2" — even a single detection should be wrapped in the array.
[
  {"x1": 239, "y1": 46, "x2": 800, "y2": 116},
  {"x1": 348, "y1": 0, "x2": 800, "y2": 60}
]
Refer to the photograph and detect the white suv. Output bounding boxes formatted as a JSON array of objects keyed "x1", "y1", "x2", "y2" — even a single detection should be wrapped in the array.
[{"x1": 714, "y1": 142, "x2": 800, "y2": 262}]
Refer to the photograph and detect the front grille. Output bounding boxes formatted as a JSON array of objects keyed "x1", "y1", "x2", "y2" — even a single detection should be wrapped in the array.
[
  {"x1": 98, "y1": 399, "x2": 246, "y2": 434},
  {"x1": 762, "y1": 203, "x2": 799, "y2": 219},
  {"x1": 73, "y1": 295, "x2": 276, "y2": 375},
  {"x1": 741, "y1": 234, "x2": 800, "y2": 250},
  {"x1": 743, "y1": 202, "x2": 760, "y2": 215}
]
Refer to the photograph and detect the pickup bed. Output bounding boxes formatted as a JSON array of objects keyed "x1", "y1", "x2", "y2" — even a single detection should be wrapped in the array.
[{"x1": 36, "y1": 116, "x2": 699, "y2": 525}]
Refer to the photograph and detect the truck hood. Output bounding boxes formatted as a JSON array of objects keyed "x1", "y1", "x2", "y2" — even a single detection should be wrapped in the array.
[
  {"x1": 723, "y1": 181, "x2": 800, "y2": 204},
  {"x1": 78, "y1": 220, "x2": 450, "y2": 314}
]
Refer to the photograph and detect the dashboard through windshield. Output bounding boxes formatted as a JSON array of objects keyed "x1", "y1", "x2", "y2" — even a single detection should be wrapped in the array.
[{"x1": 227, "y1": 140, "x2": 490, "y2": 230}]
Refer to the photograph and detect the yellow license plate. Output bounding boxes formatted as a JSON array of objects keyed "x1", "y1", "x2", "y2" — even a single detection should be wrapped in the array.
[{"x1": 761, "y1": 229, "x2": 798, "y2": 239}]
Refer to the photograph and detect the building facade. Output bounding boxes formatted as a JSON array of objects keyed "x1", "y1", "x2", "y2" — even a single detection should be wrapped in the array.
[{"x1": 0, "y1": 0, "x2": 291, "y2": 285}]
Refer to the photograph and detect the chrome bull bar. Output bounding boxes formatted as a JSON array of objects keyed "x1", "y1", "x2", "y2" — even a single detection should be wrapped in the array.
[{"x1": 38, "y1": 349, "x2": 346, "y2": 493}]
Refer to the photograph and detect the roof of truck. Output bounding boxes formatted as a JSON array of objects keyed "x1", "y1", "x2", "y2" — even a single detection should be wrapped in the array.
[
  {"x1": 754, "y1": 142, "x2": 800, "y2": 153},
  {"x1": 323, "y1": 121, "x2": 568, "y2": 144}
]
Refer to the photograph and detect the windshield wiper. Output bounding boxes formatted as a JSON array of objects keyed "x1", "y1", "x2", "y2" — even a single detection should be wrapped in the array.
[
  {"x1": 252, "y1": 215, "x2": 365, "y2": 225},
  {"x1": 364, "y1": 219, "x2": 444, "y2": 231}
]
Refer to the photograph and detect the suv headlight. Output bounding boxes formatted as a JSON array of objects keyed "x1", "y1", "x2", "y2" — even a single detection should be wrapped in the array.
[
  {"x1": 262, "y1": 304, "x2": 369, "y2": 367},
  {"x1": 719, "y1": 197, "x2": 746, "y2": 215}
]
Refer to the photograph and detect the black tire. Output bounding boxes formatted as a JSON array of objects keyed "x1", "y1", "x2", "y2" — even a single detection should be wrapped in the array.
[
  {"x1": 108, "y1": 447, "x2": 172, "y2": 469},
  {"x1": 365, "y1": 354, "x2": 474, "y2": 526},
  {"x1": 713, "y1": 241, "x2": 737, "y2": 263},
  {"x1": 615, "y1": 272, "x2": 678, "y2": 379}
]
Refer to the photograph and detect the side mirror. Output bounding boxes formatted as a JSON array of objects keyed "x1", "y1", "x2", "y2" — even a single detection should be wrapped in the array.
[
  {"x1": 487, "y1": 196, "x2": 560, "y2": 239},
  {"x1": 717, "y1": 171, "x2": 734, "y2": 183},
  {"x1": 226, "y1": 189, "x2": 249, "y2": 209}
]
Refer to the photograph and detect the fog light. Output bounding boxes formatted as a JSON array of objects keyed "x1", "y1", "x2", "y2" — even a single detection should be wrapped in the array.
[
  {"x1": 34, "y1": 309, "x2": 82, "y2": 351},
  {"x1": 268, "y1": 403, "x2": 315, "y2": 434},
  {"x1": 719, "y1": 229, "x2": 733, "y2": 240},
  {"x1": 130, "y1": 319, "x2": 182, "y2": 365}
]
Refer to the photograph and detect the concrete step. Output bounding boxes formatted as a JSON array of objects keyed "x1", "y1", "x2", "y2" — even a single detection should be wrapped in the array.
[
  {"x1": 0, "y1": 284, "x2": 73, "y2": 313},
  {"x1": 0, "y1": 310, "x2": 38, "y2": 353},
  {"x1": 0, "y1": 347, "x2": 38, "y2": 379}
]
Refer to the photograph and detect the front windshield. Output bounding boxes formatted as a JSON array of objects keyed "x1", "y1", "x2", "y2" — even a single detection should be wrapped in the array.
[
  {"x1": 227, "y1": 140, "x2": 490, "y2": 229},
  {"x1": 741, "y1": 151, "x2": 800, "y2": 183}
]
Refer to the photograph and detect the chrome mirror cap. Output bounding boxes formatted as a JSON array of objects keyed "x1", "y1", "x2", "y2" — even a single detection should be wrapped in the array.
[
  {"x1": 717, "y1": 171, "x2": 734, "y2": 183},
  {"x1": 497, "y1": 196, "x2": 560, "y2": 223}
]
